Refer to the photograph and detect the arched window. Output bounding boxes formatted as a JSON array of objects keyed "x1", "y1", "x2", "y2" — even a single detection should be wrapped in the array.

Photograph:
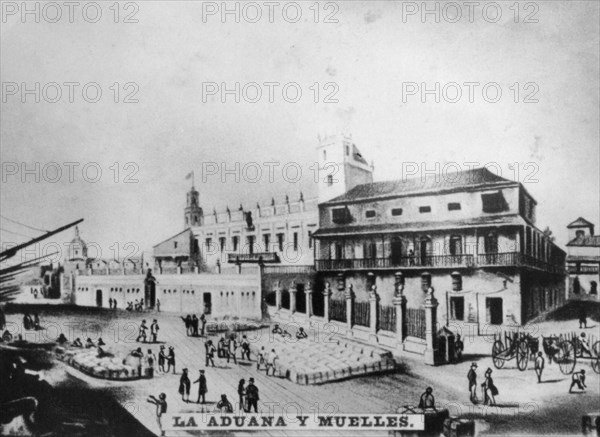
[
  {"x1": 591, "y1": 281, "x2": 598, "y2": 295},
  {"x1": 572, "y1": 277, "x2": 580, "y2": 294}
]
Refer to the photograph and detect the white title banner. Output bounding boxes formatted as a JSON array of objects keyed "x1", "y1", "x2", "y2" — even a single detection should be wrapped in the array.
[{"x1": 165, "y1": 413, "x2": 425, "y2": 431}]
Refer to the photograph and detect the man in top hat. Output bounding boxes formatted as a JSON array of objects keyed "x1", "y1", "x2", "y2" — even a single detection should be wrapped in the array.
[
  {"x1": 158, "y1": 345, "x2": 167, "y2": 373},
  {"x1": 245, "y1": 377, "x2": 259, "y2": 413},
  {"x1": 467, "y1": 362, "x2": 478, "y2": 404}
]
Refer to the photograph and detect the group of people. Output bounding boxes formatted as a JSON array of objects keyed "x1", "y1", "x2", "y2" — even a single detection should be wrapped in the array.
[
  {"x1": 467, "y1": 363, "x2": 499, "y2": 405},
  {"x1": 22, "y1": 312, "x2": 40, "y2": 330},
  {"x1": 271, "y1": 323, "x2": 308, "y2": 340},
  {"x1": 136, "y1": 319, "x2": 160, "y2": 343},
  {"x1": 176, "y1": 368, "x2": 260, "y2": 414},
  {"x1": 181, "y1": 314, "x2": 207, "y2": 337},
  {"x1": 130, "y1": 345, "x2": 177, "y2": 375},
  {"x1": 126, "y1": 299, "x2": 146, "y2": 312}
]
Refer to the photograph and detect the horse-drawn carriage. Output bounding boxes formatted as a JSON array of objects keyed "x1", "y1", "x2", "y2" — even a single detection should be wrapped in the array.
[
  {"x1": 492, "y1": 330, "x2": 600, "y2": 375},
  {"x1": 492, "y1": 331, "x2": 538, "y2": 371},
  {"x1": 541, "y1": 333, "x2": 600, "y2": 375}
]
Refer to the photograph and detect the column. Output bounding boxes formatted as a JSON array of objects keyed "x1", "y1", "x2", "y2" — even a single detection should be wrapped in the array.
[
  {"x1": 393, "y1": 288, "x2": 407, "y2": 344},
  {"x1": 369, "y1": 285, "x2": 378, "y2": 335},
  {"x1": 289, "y1": 282, "x2": 297, "y2": 314},
  {"x1": 275, "y1": 281, "x2": 282, "y2": 311},
  {"x1": 323, "y1": 282, "x2": 331, "y2": 322},
  {"x1": 305, "y1": 282, "x2": 313, "y2": 318},
  {"x1": 424, "y1": 286, "x2": 439, "y2": 366},
  {"x1": 345, "y1": 284, "x2": 354, "y2": 331}
]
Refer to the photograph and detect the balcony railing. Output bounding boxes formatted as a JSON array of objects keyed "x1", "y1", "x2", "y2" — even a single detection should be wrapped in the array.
[
  {"x1": 316, "y1": 252, "x2": 565, "y2": 274},
  {"x1": 227, "y1": 252, "x2": 280, "y2": 263},
  {"x1": 568, "y1": 265, "x2": 599, "y2": 274},
  {"x1": 316, "y1": 254, "x2": 474, "y2": 271}
]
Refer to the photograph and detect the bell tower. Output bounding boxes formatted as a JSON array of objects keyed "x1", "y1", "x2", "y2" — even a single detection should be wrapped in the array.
[
  {"x1": 184, "y1": 186, "x2": 203, "y2": 228},
  {"x1": 316, "y1": 133, "x2": 374, "y2": 203}
]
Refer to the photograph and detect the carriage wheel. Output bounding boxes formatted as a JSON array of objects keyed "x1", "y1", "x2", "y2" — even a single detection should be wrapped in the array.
[
  {"x1": 516, "y1": 340, "x2": 529, "y2": 371},
  {"x1": 492, "y1": 340, "x2": 505, "y2": 369},
  {"x1": 556, "y1": 340, "x2": 576, "y2": 375},
  {"x1": 591, "y1": 341, "x2": 600, "y2": 374}
]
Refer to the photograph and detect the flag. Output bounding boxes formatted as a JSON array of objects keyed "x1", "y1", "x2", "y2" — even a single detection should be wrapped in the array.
[{"x1": 185, "y1": 171, "x2": 193, "y2": 180}]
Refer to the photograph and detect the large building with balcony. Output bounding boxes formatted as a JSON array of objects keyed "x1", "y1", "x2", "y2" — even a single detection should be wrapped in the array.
[
  {"x1": 566, "y1": 217, "x2": 599, "y2": 300},
  {"x1": 313, "y1": 167, "x2": 567, "y2": 328}
]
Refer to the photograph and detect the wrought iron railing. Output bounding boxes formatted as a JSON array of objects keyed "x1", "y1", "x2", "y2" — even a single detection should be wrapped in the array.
[
  {"x1": 378, "y1": 305, "x2": 396, "y2": 332},
  {"x1": 329, "y1": 299, "x2": 346, "y2": 323},
  {"x1": 406, "y1": 308, "x2": 426, "y2": 339},
  {"x1": 353, "y1": 301, "x2": 370, "y2": 327}
]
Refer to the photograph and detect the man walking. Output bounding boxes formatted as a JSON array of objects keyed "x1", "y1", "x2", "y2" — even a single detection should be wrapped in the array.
[
  {"x1": 193, "y1": 370, "x2": 207, "y2": 404},
  {"x1": 266, "y1": 349, "x2": 278, "y2": 376},
  {"x1": 256, "y1": 346, "x2": 266, "y2": 371},
  {"x1": 534, "y1": 352, "x2": 545, "y2": 383},
  {"x1": 137, "y1": 320, "x2": 148, "y2": 343},
  {"x1": 227, "y1": 336, "x2": 238, "y2": 364},
  {"x1": 205, "y1": 340, "x2": 216, "y2": 367},
  {"x1": 245, "y1": 378, "x2": 259, "y2": 413},
  {"x1": 150, "y1": 319, "x2": 160, "y2": 343},
  {"x1": 467, "y1": 362, "x2": 478, "y2": 404}
]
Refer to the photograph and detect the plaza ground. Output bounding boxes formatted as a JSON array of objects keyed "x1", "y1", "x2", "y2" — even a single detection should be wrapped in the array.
[{"x1": 4, "y1": 304, "x2": 600, "y2": 436}]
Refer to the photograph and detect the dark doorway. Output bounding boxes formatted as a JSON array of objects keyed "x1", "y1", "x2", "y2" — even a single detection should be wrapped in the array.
[
  {"x1": 420, "y1": 238, "x2": 431, "y2": 265},
  {"x1": 391, "y1": 237, "x2": 402, "y2": 265},
  {"x1": 450, "y1": 235, "x2": 462, "y2": 256},
  {"x1": 296, "y1": 283, "x2": 306, "y2": 313},
  {"x1": 282, "y1": 288, "x2": 290, "y2": 309},
  {"x1": 486, "y1": 297, "x2": 503, "y2": 325},
  {"x1": 312, "y1": 289, "x2": 324, "y2": 317},
  {"x1": 203, "y1": 292, "x2": 212, "y2": 314},
  {"x1": 145, "y1": 281, "x2": 156, "y2": 308},
  {"x1": 96, "y1": 289, "x2": 103, "y2": 308},
  {"x1": 335, "y1": 243, "x2": 343, "y2": 260},
  {"x1": 265, "y1": 291, "x2": 276, "y2": 306}
]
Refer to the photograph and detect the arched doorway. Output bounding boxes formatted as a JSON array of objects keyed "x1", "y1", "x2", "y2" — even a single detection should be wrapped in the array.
[
  {"x1": 391, "y1": 237, "x2": 402, "y2": 265},
  {"x1": 96, "y1": 289, "x2": 103, "y2": 308}
]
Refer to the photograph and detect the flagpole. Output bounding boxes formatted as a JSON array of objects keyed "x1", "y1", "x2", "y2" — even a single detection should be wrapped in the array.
[{"x1": 192, "y1": 171, "x2": 195, "y2": 188}]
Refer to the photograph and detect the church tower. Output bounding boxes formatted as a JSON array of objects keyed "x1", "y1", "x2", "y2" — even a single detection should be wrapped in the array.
[
  {"x1": 184, "y1": 186, "x2": 203, "y2": 228},
  {"x1": 316, "y1": 133, "x2": 374, "y2": 203}
]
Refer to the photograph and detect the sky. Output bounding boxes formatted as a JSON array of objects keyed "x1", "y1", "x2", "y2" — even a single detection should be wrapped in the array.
[{"x1": 1, "y1": 0, "x2": 599, "y2": 265}]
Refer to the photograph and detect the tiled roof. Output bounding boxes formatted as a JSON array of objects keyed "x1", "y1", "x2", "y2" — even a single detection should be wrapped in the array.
[
  {"x1": 567, "y1": 235, "x2": 600, "y2": 247},
  {"x1": 323, "y1": 167, "x2": 517, "y2": 205},
  {"x1": 567, "y1": 217, "x2": 595, "y2": 228},
  {"x1": 312, "y1": 214, "x2": 525, "y2": 238}
]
